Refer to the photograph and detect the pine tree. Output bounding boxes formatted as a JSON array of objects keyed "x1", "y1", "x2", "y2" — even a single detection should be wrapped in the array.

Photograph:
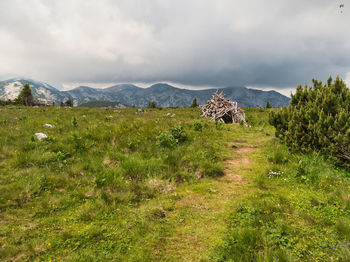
[
  {"x1": 148, "y1": 101, "x2": 156, "y2": 108},
  {"x1": 269, "y1": 76, "x2": 350, "y2": 165},
  {"x1": 190, "y1": 97, "x2": 198, "y2": 108},
  {"x1": 62, "y1": 98, "x2": 73, "y2": 107},
  {"x1": 66, "y1": 99, "x2": 73, "y2": 107},
  {"x1": 14, "y1": 83, "x2": 34, "y2": 106},
  {"x1": 266, "y1": 101, "x2": 272, "y2": 108}
]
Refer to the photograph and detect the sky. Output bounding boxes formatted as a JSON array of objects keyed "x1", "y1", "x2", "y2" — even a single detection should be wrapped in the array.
[{"x1": 0, "y1": 0, "x2": 349, "y2": 96}]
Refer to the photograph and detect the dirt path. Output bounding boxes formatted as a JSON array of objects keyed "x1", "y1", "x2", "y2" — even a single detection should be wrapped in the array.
[{"x1": 156, "y1": 142, "x2": 257, "y2": 261}]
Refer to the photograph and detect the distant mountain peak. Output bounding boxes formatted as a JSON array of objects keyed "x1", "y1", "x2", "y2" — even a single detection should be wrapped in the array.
[
  {"x1": 0, "y1": 78, "x2": 290, "y2": 108},
  {"x1": 149, "y1": 83, "x2": 176, "y2": 89}
]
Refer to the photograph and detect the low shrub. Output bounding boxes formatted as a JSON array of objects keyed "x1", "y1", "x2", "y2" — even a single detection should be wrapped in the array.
[
  {"x1": 269, "y1": 77, "x2": 350, "y2": 165},
  {"x1": 170, "y1": 125, "x2": 187, "y2": 143},
  {"x1": 193, "y1": 121, "x2": 202, "y2": 131},
  {"x1": 157, "y1": 132, "x2": 177, "y2": 148},
  {"x1": 157, "y1": 125, "x2": 187, "y2": 148}
]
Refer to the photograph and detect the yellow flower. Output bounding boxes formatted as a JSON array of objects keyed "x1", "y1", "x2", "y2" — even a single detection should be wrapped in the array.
[{"x1": 48, "y1": 243, "x2": 51, "y2": 246}]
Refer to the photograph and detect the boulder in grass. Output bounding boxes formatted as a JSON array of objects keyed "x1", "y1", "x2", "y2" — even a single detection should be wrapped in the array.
[
  {"x1": 43, "y1": 124, "x2": 53, "y2": 128},
  {"x1": 35, "y1": 133, "x2": 48, "y2": 141}
]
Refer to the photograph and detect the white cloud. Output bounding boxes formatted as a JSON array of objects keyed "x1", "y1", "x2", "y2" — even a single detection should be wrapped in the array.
[{"x1": 0, "y1": 0, "x2": 349, "y2": 91}]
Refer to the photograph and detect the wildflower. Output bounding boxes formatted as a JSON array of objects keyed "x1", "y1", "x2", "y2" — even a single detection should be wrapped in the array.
[
  {"x1": 331, "y1": 233, "x2": 334, "y2": 236},
  {"x1": 340, "y1": 244, "x2": 344, "y2": 247},
  {"x1": 333, "y1": 248, "x2": 337, "y2": 250},
  {"x1": 48, "y1": 243, "x2": 51, "y2": 246}
]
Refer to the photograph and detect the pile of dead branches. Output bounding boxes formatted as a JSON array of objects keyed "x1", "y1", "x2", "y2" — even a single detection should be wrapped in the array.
[{"x1": 200, "y1": 91, "x2": 249, "y2": 126}]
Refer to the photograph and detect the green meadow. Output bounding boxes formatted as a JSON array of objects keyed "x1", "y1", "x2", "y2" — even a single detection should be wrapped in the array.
[{"x1": 0, "y1": 106, "x2": 349, "y2": 261}]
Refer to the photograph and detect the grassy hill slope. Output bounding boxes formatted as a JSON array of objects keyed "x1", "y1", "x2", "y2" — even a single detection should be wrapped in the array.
[{"x1": 0, "y1": 107, "x2": 349, "y2": 261}]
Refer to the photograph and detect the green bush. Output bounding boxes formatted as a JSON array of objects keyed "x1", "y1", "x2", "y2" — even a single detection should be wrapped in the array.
[
  {"x1": 157, "y1": 125, "x2": 187, "y2": 148},
  {"x1": 170, "y1": 125, "x2": 187, "y2": 143},
  {"x1": 157, "y1": 132, "x2": 177, "y2": 148},
  {"x1": 269, "y1": 77, "x2": 350, "y2": 165},
  {"x1": 193, "y1": 121, "x2": 202, "y2": 131}
]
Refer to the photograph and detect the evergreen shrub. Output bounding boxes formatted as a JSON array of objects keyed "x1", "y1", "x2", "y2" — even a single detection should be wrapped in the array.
[{"x1": 269, "y1": 77, "x2": 350, "y2": 165}]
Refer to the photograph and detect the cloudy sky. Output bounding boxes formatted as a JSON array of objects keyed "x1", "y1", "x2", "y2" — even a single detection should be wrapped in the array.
[{"x1": 0, "y1": 0, "x2": 349, "y2": 95}]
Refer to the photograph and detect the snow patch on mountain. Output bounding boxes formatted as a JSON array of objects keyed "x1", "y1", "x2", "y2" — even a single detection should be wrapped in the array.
[{"x1": 2, "y1": 81, "x2": 23, "y2": 100}]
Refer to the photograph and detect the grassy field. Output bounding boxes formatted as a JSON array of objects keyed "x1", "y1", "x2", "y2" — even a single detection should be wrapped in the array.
[{"x1": 0, "y1": 106, "x2": 349, "y2": 261}]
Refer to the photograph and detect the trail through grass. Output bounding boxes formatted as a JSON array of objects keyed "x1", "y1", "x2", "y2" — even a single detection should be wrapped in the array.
[
  {"x1": 144, "y1": 133, "x2": 271, "y2": 261},
  {"x1": 155, "y1": 147, "x2": 256, "y2": 260}
]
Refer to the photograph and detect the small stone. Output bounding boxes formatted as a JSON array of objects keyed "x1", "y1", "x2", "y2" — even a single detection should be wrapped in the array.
[
  {"x1": 34, "y1": 133, "x2": 48, "y2": 141},
  {"x1": 137, "y1": 109, "x2": 143, "y2": 114},
  {"x1": 43, "y1": 124, "x2": 53, "y2": 128}
]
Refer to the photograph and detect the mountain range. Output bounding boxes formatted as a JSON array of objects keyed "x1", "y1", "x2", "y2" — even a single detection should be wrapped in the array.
[{"x1": 0, "y1": 78, "x2": 290, "y2": 108}]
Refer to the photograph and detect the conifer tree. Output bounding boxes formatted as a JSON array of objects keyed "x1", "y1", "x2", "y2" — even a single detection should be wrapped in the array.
[
  {"x1": 269, "y1": 76, "x2": 350, "y2": 165},
  {"x1": 148, "y1": 101, "x2": 156, "y2": 108},
  {"x1": 266, "y1": 101, "x2": 272, "y2": 108},
  {"x1": 190, "y1": 97, "x2": 198, "y2": 108},
  {"x1": 14, "y1": 83, "x2": 34, "y2": 106},
  {"x1": 65, "y1": 99, "x2": 73, "y2": 107},
  {"x1": 61, "y1": 98, "x2": 73, "y2": 107}
]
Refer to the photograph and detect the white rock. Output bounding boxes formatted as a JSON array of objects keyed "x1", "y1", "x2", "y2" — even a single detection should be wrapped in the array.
[
  {"x1": 171, "y1": 114, "x2": 176, "y2": 117},
  {"x1": 43, "y1": 124, "x2": 53, "y2": 128},
  {"x1": 35, "y1": 133, "x2": 48, "y2": 141},
  {"x1": 82, "y1": 115, "x2": 86, "y2": 118}
]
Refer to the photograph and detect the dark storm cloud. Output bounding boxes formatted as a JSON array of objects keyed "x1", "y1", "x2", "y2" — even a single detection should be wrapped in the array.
[{"x1": 0, "y1": 0, "x2": 349, "y2": 89}]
